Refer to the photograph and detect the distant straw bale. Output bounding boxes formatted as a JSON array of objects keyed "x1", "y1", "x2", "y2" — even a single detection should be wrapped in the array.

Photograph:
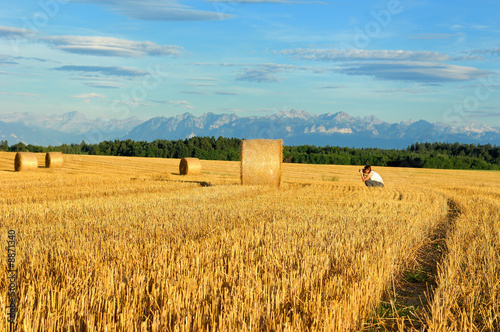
[
  {"x1": 179, "y1": 158, "x2": 202, "y2": 175},
  {"x1": 241, "y1": 139, "x2": 282, "y2": 187},
  {"x1": 14, "y1": 152, "x2": 38, "y2": 171},
  {"x1": 45, "y1": 152, "x2": 64, "y2": 168}
]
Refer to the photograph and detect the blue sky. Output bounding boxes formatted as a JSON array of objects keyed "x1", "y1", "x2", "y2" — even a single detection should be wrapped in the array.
[{"x1": 0, "y1": 0, "x2": 499, "y2": 128}]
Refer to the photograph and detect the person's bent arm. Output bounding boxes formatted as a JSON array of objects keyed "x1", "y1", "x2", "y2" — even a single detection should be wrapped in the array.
[{"x1": 361, "y1": 172, "x2": 373, "y2": 182}]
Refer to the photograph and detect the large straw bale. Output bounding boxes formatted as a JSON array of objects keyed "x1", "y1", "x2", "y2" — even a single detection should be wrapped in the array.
[
  {"x1": 45, "y1": 152, "x2": 64, "y2": 168},
  {"x1": 14, "y1": 152, "x2": 38, "y2": 171},
  {"x1": 179, "y1": 157, "x2": 202, "y2": 175},
  {"x1": 241, "y1": 139, "x2": 282, "y2": 187}
]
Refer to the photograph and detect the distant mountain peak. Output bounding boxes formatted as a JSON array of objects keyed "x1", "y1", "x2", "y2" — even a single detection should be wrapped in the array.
[
  {"x1": 333, "y1": 111, "x2": 350, "y2": 118},
  {"x1": 275, "y1": 109, "x2": 312, "y2": 120},
  {"x1": 361, "y1": 114, "x2": 383, "y2": 125}
]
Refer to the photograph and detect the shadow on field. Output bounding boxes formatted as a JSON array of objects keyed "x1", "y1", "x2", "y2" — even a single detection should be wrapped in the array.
[{"x1": 174, "y1": 180, "x2": 213, "y2": 187}]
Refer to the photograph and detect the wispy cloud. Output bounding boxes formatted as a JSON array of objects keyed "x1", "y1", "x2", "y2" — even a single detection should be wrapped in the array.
[
  {"x1": 235, "y1": 63, "x2": 301, "y2": 83},
  {"x1": 84, "y1": 82, "x2": 124, "y2": 89},
  {"x1": 54, "y1": 65, "x2": 148, "y2": 77},
  {"x1": 0, "y1": 58, "x2": 18, "y2": 66},
  {"x1": 237, "y1": 68, "x2": 282, "y2": 82},
  {"x1": 68, "y1": 0, "x2": 235, "y2": 21},
  {"x1": 184, "y1": 82, "x2": 217, "y2": 87},
  {"x1": 456, "y1": 84, "x2": 500, "y2": 89},
  {"x1": 214, "y1": 91, "x2": 240, "y2": 95},
  {"x1": 189, "y1": 62, "x2": 324, "y2": 83},
  {"x1": 43, "y1": 35, "x2": 183, "y2": 57},
  {"x1": 0, "y1": 26, "x2": 183, "y2": 58},
  {"x1": 150, "y1": 99, "x2": 194, "y2": 108},
  {"x1": 0, "y1": 71, "x2": 43, "y2": 77},
  {"x1": 465, "y1": 109, "x2": 500, "y2": 118},
  {"x1": 1, "y1": 55, "x2": 48, "y2": 62},
  {"x1": 374, "y1": 88, "x2": 431, "y2": 93},
  {"x1": 180, "y1": 90, "x2": 210, "y2": 95},
  {"x1": 1, "y1": 55, "x2": 51, "y2": 66},
  {"x1": 0, "y1": 26, "x2": 36, "y2": 39},
  {"x1": 113, "y1": 99, "x2": 149, "y2": 107},
  {"x1": 70, "y1": 92, "x2": 106, "y2": 102},
  {"x1": 316, "y1": 85, "x2": 346, "y2": 89},
  {"x1": 335, "y1": 61, "x2": 490, "y2": 83},
  {"x1": 406, "y1": 33, "x2": 459, "y2": 39},
  {"x1": 0, "y1": 91, "x2": 40, "y2": 97},
  {"x1": 281, "y1": 48, "x2": 477, "y2": 61},
  {"x1": 470, "y1": 48, "x2": 500, "y2": 56},
  {"x1": 70, "y1": 76, "x2": 125, "y2": 88},
  {"x1": 187, "y1": 77, "x2": 219, "y2": 81}
]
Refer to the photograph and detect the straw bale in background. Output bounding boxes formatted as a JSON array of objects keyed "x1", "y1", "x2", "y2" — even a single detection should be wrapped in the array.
[
  {"x1": 179, "y1": 157, "x2": 202, "y2": 175},
  {"x1": 45, "y1": 152, "x2": 64, "y2": 168},
  {"x1": 14, "y1": 152, "x2": 38, "y2": 171}
]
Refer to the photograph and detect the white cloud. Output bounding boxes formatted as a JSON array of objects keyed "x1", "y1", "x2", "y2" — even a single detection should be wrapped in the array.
[
  {"x1": 151, "y1": 99, "x2": 194, "y2": 108},
  {"x1": 0, "y1": 71, "x2": 43, "y2": 77},
  {"x1": 84, "y1": 82, "x2": 124, "y2": 89},
  {"x1": 374, "y1": 88, "x2": 431, "y2": 93},
  {"x1": 335, "y1": 61, "x2": 491, "y2": 82},
  {"x1": 465, "y1": 110, "x2": 500, "y2": 118},
  {"x1": 237, "y1": 68, "x2": 282, "y2": 82},
  {"x1": 0, "y1": 25, "x2": 183, "y2": 58},
  {"x1": 235, "y1": 63, "x2": 302, "y2": 83},
  {"x1": 55, "y1": 65, "x2": 148, "y2": 77},
  {"x1": 215, "y1": 91, "x2": 240, "y2": 95},
  {"x1": 281, "y1": 48, "x2": 475, "y2": 61},
  {"x1": 70, "y1": 92, "x2": 106, "y2": 102},
  {"x1": 185, "y1": 83, "x2": 218, "y2": 87},
  {"x1": 43, "y1": 35, "x2": 182, "y2": 57},
  {"x1": 180, "y1": 90, "x2": 210, "y2": 95},
  {"x1": 316, "y1": 85, "x2": 346, "y2": 89},
  {"x1": 112, "y1": 99, "x2": 149, "y2": 107},
  {"x1": 0, "y1": 91, "x2": 40, "y2": 97},
  {"x1": 471, "y1": 48, "x2": 500, "y2": 56},
  {"x1": 0, "y1": 26, "x2": 36, "y2": 39},
  {"x1": 405, "y1": 33, "x2": 459, "y2": 40},
  {"x1": 68, "y1": 0, "x2": 235, "y2": 21}
]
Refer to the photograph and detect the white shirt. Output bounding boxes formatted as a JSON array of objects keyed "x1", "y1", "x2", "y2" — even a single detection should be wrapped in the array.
[{"x1": 370, "y1": 171, "x2": 384, "y2": 183}]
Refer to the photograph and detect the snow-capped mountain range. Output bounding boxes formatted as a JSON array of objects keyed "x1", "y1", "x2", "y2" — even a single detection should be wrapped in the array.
[{"x1": 0, "y1": 110, "x2": 498, "y2": 149}]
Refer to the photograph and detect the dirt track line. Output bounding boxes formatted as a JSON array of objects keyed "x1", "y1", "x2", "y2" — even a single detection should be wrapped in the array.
[{"x1": 372, "y1": 198, "x2": 461, "y2": 331}]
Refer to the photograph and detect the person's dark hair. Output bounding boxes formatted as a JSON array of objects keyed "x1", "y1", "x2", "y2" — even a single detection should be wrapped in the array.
[{"x1": 363, "y1": 165, "x2": 371, "y2": 172}]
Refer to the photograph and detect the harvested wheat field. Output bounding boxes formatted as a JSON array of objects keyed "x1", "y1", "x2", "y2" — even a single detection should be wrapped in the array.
[{"x1": 0, "y1": 151, "x2": 498, "y2": 331}]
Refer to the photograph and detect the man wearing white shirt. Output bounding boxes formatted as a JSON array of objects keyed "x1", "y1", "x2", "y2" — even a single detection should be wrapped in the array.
[{"x1": 360, "y1": 165, "x2": 384, "y2": 188}]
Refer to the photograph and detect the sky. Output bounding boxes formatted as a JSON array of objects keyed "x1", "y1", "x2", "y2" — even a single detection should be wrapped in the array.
[{"x1": 0, "y1": 0, "x2": 499, "y2": 128}]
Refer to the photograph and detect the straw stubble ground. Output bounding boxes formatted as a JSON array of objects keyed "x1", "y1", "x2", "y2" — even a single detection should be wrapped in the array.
[{"x1": 0, "y1": 152, "x2": 498, "y2": 331}]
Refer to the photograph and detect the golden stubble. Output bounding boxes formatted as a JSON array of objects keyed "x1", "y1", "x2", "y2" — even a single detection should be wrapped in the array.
[{"x1": 0, "y1": 152, "x2": 498, "y2": 331}]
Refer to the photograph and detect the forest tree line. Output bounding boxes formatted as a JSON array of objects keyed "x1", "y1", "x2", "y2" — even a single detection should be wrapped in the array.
[{"x1": 1, "y1": 138, "x2": 499, "y2": 170}]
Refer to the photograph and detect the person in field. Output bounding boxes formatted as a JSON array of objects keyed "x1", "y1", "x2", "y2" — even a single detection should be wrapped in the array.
[{"x1": 360, "y1": 165, "x2": 384, "y2": 188}]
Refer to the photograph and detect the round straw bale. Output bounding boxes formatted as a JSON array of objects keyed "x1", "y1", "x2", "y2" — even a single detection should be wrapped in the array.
[
  {"x1": 45, "y1": 152, "x2": 64, "y2": 168},
  {"x1": 179, "y1": 157, "x2": 202, "y2": 175},
  {"x1": 241, "y1": 139, "x2": 282, "y2": 187},
  {"x1": 14, "y1": 152, "x2": 38, "y2": 171}
]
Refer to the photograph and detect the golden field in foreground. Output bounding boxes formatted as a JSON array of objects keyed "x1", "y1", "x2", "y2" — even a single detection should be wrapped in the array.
[{"x1": 0, "y1": 151, "x2": 498, "y2": 331}]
